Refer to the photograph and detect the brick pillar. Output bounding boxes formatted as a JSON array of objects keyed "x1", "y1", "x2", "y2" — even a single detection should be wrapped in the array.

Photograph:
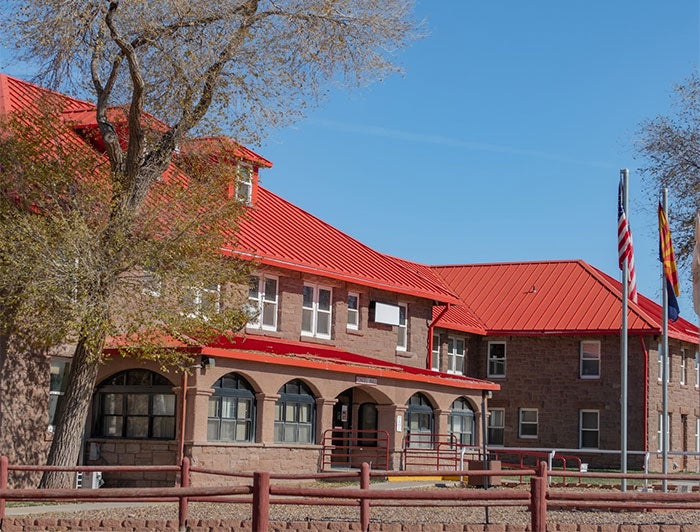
[
  {"x1": 316, "y1": 397, "x2": 338, "y2": 445},
  {"x1": 434, "y1": 409, "x2": 449, "y2": 437},
  {"x1": 257, "y1": 393, "x2": 280, "y2": 443},
  {"x1": 377, "y1": 404, "x2": 406, "y2": 470},
  {"x1": 190, "y1": 388, "x2": 214, "y2": 444}
]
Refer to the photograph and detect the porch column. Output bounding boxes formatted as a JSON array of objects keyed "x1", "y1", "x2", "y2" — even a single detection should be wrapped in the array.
[
  {"x1": 189, "y1": 388, "x2": 214, "y2": 444},
  {"x1": 316, "y1": 397, "x2": 338, "y2": 445},
  {"x1": 377, "y1": 404, "x2": 406, "y2": 469},
  {"x1": 257, "y1": 393, "x2": 280, "y2": 443},
  {"x1": 434, "y1": 409, "x2": 449, "y2": 439}
]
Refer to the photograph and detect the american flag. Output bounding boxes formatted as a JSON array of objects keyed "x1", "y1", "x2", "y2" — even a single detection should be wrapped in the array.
[{"x1": 618, "y1": 178, "x2": 637, "y2": 303}]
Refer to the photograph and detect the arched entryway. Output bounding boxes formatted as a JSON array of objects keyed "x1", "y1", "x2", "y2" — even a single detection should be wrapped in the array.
[{"x1": 325, "y1": 387, "x2": 387, "y2": 469}]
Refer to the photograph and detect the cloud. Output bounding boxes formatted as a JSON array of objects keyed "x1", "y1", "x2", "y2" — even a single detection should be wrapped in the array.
[{"x1": 311, "y1": 118, "x2": 615, "y2": 169}]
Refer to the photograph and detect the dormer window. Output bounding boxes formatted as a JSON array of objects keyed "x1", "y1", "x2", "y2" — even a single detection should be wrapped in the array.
[{"x1": 235, "y1": 163, "x2": 253, "y2": 205}]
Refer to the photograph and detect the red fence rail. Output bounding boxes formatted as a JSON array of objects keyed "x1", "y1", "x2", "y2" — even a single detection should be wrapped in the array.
[{"x1": 3, "y1": 457, "x2": 700, "y2": 531}]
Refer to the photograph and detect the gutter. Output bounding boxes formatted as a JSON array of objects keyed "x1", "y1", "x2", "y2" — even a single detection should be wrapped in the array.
[{"x1": 427, "y1": 304, "x2": 450, "y2": 371}]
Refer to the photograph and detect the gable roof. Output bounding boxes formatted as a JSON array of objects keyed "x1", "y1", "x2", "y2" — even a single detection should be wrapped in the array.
[
  {"x1": 430, "y1": 260, "x2": 698, "y2": 343},
  {"x1": 227, "y1": 186, "x2": 462, "y2": 304}
]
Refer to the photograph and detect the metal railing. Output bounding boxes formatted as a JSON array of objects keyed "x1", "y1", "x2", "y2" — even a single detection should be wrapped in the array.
[
  {"x1": 321, "y1": 428, "x2": 390, "y2": 470},
  {"x1": 4, "y1": 456, "x2": 700, "y2": 531}
]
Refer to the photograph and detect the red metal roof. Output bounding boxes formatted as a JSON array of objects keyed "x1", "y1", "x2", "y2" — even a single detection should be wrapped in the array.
[
  {"x1": 201, "y1": 334, "x2": 499, "y2": 391},
  {"x1": 0, "y1": 74, "x2": 91, "y2": 115},
  {"x1": 228, "y1": 187, "x2": 462, "y2": 304},
  {"x1": 430, "y1": 260, "x2": 698, "y2": 343}
]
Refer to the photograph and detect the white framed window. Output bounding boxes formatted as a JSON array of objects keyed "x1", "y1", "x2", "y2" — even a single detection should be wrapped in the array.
[
  {"x1": 302, "y1": 284, "x2": 332, "y2": 339},
  {"x1": 49, "y1": 359, "x2": 71, "y2": 430},
  {"x1": 235, "y1": 163, "x2": 253, "y2": 205},
  {"x1": 658, "y1": 344, "x2": 662, "y2": 382},
  {"x1": 695, "y1": 352, "x2": 699, "y2": 389},
  {"x1": 579, "y1": 410, "x2": 599, "y2": 449},
  {"x1": 447, "y1": 336, "x2": 465, "y2": 375},
  {"x1": 248, "y1": 275, "x2": 278, "y2": 331},
  {"x1": 657, "y1": 412, "x2": 671, "y2": 452},
  {"x1": 696, "y1": 417, "x2": 700, "y2": 453},
  {"x1": 347, "y1": 292, "x2": 359, "y2": 330},
  {"x1": 487, "y1": 408, "x2": 505, "y2": 446},
  {"x1": 396, "y1": 303, "x2": 408, "y2": 351},
  {"x1": 185, "y1": 284, "x2": 220, "y2": 318},
  {"x1": 431, "y1": 334, "x2": 440, "y2": 371},
  {"x1": 580, "y1": 341, "x2": 600, "y2": 379},
  {"x1": 518, "y1": 408, "x2": 538, "y2": 439},
  {"x1": 681, "y1": 349, "x2": 687, "y2": 385},
  {"x1": 487, "y1": 342, "x2": 506, "y2": 378}
]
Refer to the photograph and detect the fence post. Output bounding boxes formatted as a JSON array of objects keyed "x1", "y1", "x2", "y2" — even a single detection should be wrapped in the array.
[
  {"x1": 360, "y1": 462, "x2": 371, "y2": 531},
  {"x1": 253, "y1": 471, "x2": 270, "y2": 532},
  {"x1": 178, "y1": 456, "x2": 190, "y2": 532},
  {"x1": 0, "y1": 455, "x2": 8, "y2": 524},
  {"x1": 530, "y1": 460, "x2": 547, "y2": 532}
]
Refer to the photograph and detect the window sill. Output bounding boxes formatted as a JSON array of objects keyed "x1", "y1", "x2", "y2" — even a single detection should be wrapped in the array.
[
  {"x1": 298, "y1": 335, "x2": 335, "y2": 346},
  {"x1": 346, "y1": 329, "x2": 364, "y2": 337}
]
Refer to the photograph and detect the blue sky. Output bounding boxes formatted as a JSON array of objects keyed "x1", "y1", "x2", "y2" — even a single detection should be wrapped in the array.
[{"x1": 1, "y1": 1, "x2": 697, "y2": 319}]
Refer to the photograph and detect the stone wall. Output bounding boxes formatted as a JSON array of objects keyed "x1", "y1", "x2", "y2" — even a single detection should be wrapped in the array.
[{"x1": 86, "y1": 439, "x2": 178, "y2": 487}]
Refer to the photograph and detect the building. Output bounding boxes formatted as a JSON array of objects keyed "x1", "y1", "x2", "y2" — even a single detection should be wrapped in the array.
[{"x1": 1, "y1": 74, "x2": 698, "y2": 487}]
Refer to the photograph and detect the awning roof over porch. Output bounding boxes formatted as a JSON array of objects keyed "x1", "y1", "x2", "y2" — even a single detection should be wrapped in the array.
[{"x1": 195, "y1": 334, "x2": 500, "y2": 392}]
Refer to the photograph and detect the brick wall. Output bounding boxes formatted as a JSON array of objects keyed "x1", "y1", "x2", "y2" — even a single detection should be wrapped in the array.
[
  {"x1": 4, "y1": 518, "x2": 700, "y2": 531},
  {"x1": 246, "y1": 268, "x2": 434, "y2": 368},
  {"x1": 189, "y1": 444, "x2": 322, "y2": 485},
  {"x1": 86, "y1": 440, "x2": 178, "y2": 487}
]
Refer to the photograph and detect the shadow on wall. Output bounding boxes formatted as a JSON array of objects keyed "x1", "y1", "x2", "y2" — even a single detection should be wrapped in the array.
[{"x1": 0, "y1": 338, "x2": 52, "y2": 488}]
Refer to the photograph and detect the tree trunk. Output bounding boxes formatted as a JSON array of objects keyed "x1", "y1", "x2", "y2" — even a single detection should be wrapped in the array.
[{"x1": 39, "y1": 337, "x2": 101, "y2": 489}]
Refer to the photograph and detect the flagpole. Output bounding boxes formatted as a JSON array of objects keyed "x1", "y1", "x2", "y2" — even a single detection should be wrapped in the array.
[
  {"x1": 620, "y1": 169, "x2": 629, "y2": 492},
  {"x1": 661, "y1": 188, "x2": 669, "y2": 493}
]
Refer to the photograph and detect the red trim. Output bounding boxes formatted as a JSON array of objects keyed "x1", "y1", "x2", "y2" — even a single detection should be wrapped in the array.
[{"x1": 199, "y1": 345, "x2": 499, "y2": 391}]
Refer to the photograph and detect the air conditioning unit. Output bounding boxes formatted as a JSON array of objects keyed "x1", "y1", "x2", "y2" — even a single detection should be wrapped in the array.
[{"x1": 77, "y1": 471, "x2": 104, "y2": 489}]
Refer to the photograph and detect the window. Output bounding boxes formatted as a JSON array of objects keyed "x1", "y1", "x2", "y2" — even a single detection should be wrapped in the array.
[
  {"x1": 248, "y1": 275, "x2": 278, "y2": 330},
  {"x1": 449, "y1": 398, "x2": 475, "y2": 446},
  {"x1": 658, "y1": 344, "x2": 663, "y2": 382},
  {"x1": 274, "y1": 380, "x2": 315, "y2": 444},
  {"x1": 447, "y1": 336, "x2": 465, "y2": 375},
  {"x1": 397, "y1": 303, "x2": 408, "y2": 351},
  {"x1": 347, "y1": 292, "x2": 359, "y2": 330},
  {"x1": 235, "y1": 163, "x2": 253, "y2": 205},
  {"x1": 405, "y1": 393, "x2": 433, "y2": 448},
  {"x1": 183, "y1": 284, "x2": 220, "y2": 318},
  {"x1": 93, "y1": 370, "x2": 176, "y2": 439},
  {"x1": 681, "y1": 349, "x2": 687, "y2": 385},
  {"x1": 580, "y1": 341, "x2": 600, "y2": 378},
  {"x1": 487, "y1": 342, "x2": 506, "y2": 378},
  {"x1": 579, "y1": 410, "x2": 599, "y2": 449},
  {"x1": 431, "y1": 334, "x2": 440, "y2": 371},
  {"x1": 487, "y1": 408, "x2": 505, "y2": 446},
  {"x1": 208, "y1": 373, "x2": 255, "y2": 442},
  {"x1": 696, "y1": 417, "x2": 700, "y2": 453},
  {"x1": 49, "y1": 359, "x2": 71, "y2": 429},
  {"x1": 518, "y1": 408, "x2": 538, "y2": 439},
  {"x1": 696, "y1": 352, "x2": 699, "y2": 389},
  {"x1": 657, "y1": 412, "x2": 671, "y2": 452},
  {"x1": 302, "y1": 284, "x2": 332, "y2": 338}
]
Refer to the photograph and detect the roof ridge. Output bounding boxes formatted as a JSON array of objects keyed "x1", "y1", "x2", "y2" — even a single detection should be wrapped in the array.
[
  {"x1": 430, "y1": 258, "x2": 581, "y2": 269},
  {"x1": 580, "y1": 261, "x2": 660, "y2": 331}
]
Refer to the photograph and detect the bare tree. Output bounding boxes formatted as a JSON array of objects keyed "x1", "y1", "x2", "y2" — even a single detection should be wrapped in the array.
[
  {"x1": 2, "y1": 0, "x2": 420, "y2": 487},
  {"x1": 637, "y1": 73, "x2": 700, "y2": 272}
]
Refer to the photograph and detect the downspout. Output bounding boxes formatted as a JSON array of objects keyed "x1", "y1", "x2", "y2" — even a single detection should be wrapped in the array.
[
  {"x1": 639, "y1": 335, "x2": 649, "y2": 453},
  {"x1": 427, "y1": 304, "x2": 450, "y2": 370},
  {"x1": 178, "y1": 370, "x2": 188, "y2": 465}
]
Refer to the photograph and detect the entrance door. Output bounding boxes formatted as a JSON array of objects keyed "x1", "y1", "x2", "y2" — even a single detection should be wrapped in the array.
[{"x1": 331, "y1": 390, "x2": 353, "y2": 464}]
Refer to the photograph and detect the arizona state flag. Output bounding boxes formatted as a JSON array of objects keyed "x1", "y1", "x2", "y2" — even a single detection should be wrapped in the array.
[{"x1": 658, "y1": 202, "x2": 680, "y2": 321}]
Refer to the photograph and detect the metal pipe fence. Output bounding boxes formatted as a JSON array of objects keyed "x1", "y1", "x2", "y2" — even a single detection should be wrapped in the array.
[{"x1": 3, "y1": 456, "x2": 700, "y2": 531}]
